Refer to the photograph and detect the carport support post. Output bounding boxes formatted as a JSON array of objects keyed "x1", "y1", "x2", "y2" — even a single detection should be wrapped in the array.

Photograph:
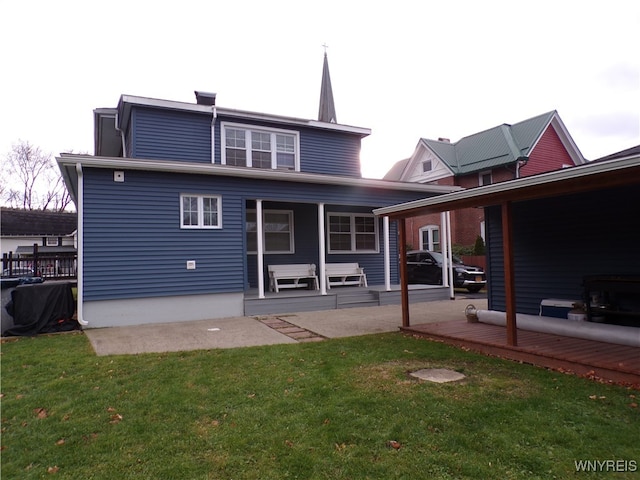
[
  {"x1": 501, "y1": 201, "x2": 517, "y2": 346},
  {"x1": 398, "y1": 217, "x2": 410, "y2": 327}
]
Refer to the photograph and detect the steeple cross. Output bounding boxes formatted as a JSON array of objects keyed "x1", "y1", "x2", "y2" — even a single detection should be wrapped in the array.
[{"x1": 322, "y1": 43, "x2": 329, "y2": 54}]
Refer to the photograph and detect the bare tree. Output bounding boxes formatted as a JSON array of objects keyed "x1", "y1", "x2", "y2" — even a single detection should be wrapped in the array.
[{"x1": 1, "y1": 140, "x2": 72, "y2": 211}]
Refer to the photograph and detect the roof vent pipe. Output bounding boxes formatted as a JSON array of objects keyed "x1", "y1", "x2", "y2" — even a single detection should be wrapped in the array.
[
  {"x1": 438, "y1": 137, "x2": 450, "y2": 143},
  {"x1": 195, "y1": 91, "x2": 217, "y2": 106}
]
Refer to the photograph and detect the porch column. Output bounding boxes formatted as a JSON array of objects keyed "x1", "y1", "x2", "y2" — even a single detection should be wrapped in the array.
[
  {"x1": 446, "y1": 210, "x2": 454, "y2": 299},
  {"x1": 440, "y1": 212, "x2": 449, "y2": 288},
  {"x1": 383, "y1": 216, "x2": 391, "y2": 291},
  {"x1": 256, "y1": 199, "x2": 265, "y2": 299},
  {"x1": 398, "y1": 218, "x2": 410, "y2": 327},
  {"x1": 502, "y1": 201, "x2": 517, "y2": 346},
  {"x1": 318, "y1": 202, "x2": 327, "y2": 295}
]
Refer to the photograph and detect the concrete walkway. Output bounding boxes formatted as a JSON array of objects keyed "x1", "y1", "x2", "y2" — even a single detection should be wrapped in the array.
[{"x1": 84, "y1": 297, "x2": 487, "y2": 356}]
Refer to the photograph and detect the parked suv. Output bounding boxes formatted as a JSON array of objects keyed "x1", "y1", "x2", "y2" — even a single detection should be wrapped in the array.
[{"x1": 406, "y1": 250, "x2": 486, "y2": 293}]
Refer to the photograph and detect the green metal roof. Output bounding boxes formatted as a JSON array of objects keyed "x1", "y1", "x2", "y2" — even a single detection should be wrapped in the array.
[{"x1": 423, "y1": 111, "x2": 556, "y2": 174}]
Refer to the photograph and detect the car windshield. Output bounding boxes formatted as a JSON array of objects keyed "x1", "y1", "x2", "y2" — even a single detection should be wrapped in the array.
[{"x1": 428, "y1": 251, "x2": 463, "y2": 264}]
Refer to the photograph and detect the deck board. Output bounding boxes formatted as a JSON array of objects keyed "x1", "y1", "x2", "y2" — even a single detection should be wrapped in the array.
[{"x1": 402, "y1": 321, "x2": 640, "y2": 388}]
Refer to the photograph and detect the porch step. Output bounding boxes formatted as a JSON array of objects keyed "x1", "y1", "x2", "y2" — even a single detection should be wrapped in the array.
[{"x1": 336, "y1": 291, "x2": 379, "y2": 309}]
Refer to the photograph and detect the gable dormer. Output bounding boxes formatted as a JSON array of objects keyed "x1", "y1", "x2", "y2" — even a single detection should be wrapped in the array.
[{"x1": 390, "y1": 139, "x2": 455, "y2": 183}]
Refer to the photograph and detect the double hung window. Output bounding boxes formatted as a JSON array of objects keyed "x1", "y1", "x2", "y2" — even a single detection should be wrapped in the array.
[
  {"x1": 247, "y1": 210, "x2": 294, "y2": 253},
  {"x1": 222, "y1": 123, "x2": 299, "y2": 170},
  {"x1": 420, "y1": 225, "x2": 440, "y2": 251},
  {"x1": 327, "y1": 213, "x2": 378, "y2": 253}
]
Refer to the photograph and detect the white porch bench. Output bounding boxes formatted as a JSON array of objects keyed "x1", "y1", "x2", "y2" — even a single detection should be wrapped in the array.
[
  {"x1": 325, "y1": 263, "x2": 368, "y2": 289},
  {"x1": 268, "y1": 264, "x2": 319, "y2": 293}
]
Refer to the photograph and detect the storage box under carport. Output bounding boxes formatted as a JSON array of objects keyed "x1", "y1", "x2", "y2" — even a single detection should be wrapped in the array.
[{"x1": 539, "y1": 299, "x2": 578, "y2": 319}]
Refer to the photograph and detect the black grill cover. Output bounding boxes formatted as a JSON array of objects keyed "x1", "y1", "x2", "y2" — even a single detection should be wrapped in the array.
[{"x1": 3, "y1": 282, "x2": 78, "y2": 336}]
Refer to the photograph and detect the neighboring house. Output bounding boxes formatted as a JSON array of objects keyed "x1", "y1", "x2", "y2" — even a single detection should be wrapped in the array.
[
  {"x1": 57, "y1": 56, "x2": 458, "y2": 328},
  {"x1": 1, "y1": 208, "x2": 77, "y2": 258},
  {"x1": 383, "y1": 111, "x2": 585, "y2": 250},
  {"x1": 375, "y1": 146, "x2": 640, "y2": 340}
]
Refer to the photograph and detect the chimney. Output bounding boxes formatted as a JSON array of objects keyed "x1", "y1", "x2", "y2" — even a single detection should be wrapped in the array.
[
  {"x1": 195, "y1": 91, "x2": 216, "y2": 106},
  {"x1": 438, "y1": 137, "x2": 450, "y2": 143}
]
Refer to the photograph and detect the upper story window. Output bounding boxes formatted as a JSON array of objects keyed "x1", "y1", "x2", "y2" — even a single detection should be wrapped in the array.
[
  {"x1": 327, "y1": 213, "x2": 378, "y2": 253},
  {"x1": 180, "y1": 194, "x2": 222, "y2": 229},
  {"x1": 479, "y1": 171, "x2": 492, "y2": 186},
  {"x1": 222, "y1": 122, "x2": 299, "y2": 171},
  {"x1": 422, "y1": 160, "x2": 432, "y2": 172},
  {"x1": 46, "y1": 237, "x2": 60, "y2": 247}
]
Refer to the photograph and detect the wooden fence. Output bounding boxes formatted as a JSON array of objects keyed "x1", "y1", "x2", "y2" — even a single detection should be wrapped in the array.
[{"x1": 2, "y1": 245, "x2": 77, "y2": 280}]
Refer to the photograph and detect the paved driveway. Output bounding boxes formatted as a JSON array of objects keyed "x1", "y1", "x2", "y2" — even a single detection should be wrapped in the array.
[{"x1": 84, "y1": 297, "x2": 488, "y2": 356}]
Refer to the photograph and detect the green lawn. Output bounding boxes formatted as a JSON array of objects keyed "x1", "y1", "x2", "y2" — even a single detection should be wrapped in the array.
[{"x1": 1, "y1": 332, "x2": 638, "y2": 479}]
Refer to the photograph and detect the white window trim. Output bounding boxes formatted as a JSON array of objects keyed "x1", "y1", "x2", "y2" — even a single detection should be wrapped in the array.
[
  {"x1": 419, "y1": 225, "x2": 440, "y2": 251},
  {"x1": 221, "y1": 121, "x2": 300, "y2": 171},
  {"x1": 327, "y1": 212, "x2": 379, "y2": 254},
  {"x1": 46, "y1": 237, "x2": 59, "y2": 246},
  {"x1": 180, "y1": 194, "x2": 222, "y2": 229},
  {"x1": 247, "y1": 209, "x2": 295, "y2": 254}
]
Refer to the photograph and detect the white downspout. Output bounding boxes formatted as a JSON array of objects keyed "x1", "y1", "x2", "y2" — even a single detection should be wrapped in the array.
[
  {"x1": 383, "y1": 216, "x2": 390, "y2": 291},
  {"x1": 75, "y1": 163, "x2": 88, "y2": 325},
  {"x1": 257, "y1": 199, "x2": 265, "y2": 299},
  {"x1": 211, "y1": 105, "x2": 217, "y2": 164},
  {"x1": 114, "y1": 113, "x2": 127, "y2": 157},
  {"x1": 318, "y1": 202, "x2": 327, "y2": 295},
  {"x1": 446, "y1": 210, "x2": 454, "y2": 299}
]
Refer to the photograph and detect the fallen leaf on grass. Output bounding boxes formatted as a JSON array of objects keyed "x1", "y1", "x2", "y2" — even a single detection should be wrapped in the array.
[
  {"x1": 47, "y1": 465, "x2": 59, "y2": 474},
  {"x1": 285, "y1": 440, "x2": 294, "y2": 447},
  {"x1": 34, "y1": 408, "x2": 48, "y2": 419},
  {"x1": 109, "y1": 413, "x2": 123, "y2": 424},
  {"x1": 386, "y1": 440, "x2": 402, "y2": 449},
  {"x1": 56, "y1": 439, "x2": 65, "y2": 446},
  {"x1": 629, "y1": 403, "x2": 638, "y2": 408}
]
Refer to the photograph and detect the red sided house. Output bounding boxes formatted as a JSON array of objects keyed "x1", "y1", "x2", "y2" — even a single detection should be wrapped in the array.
[{"x1": 383, "y1": 111, "x2": 585, "y2": 252}]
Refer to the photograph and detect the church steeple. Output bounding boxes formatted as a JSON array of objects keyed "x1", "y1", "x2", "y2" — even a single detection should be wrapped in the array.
[{"x1": 318, "y1": 48, "x2": 337, "y2": 123}]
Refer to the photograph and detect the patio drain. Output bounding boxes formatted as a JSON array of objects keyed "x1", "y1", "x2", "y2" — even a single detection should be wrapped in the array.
[{"x1": 257, "y1": 315, "x2": 325, "y2": 343}]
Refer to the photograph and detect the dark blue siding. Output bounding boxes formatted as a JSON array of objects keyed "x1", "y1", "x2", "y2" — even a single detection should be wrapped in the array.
[
  {"x1": 83, "y1": 169, "x2": 420, "y2": 301},
  {"x1": 487, "y1": 185, "x2": 640, "y2": 314},
  {"x1": 131, "y1": 107, "x2": 211, "y2": 162},
  {"x1": 299, "y1": 129, "x2": 361, "y2": 177}
]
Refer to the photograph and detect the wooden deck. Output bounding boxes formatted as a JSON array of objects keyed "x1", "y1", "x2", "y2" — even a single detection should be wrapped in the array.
[{"x1": 402, "y1": 321, "x2": 640, "y2": 388}]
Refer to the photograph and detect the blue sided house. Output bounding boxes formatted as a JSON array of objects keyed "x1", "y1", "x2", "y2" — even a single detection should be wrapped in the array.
[{"x1": 57, "y1": 56, "x2": 458, "y2": 327}]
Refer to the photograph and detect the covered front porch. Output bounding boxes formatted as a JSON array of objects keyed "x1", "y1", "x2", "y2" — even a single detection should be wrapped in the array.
[{"x1": 244, "y1": 284, "x2": 451, "y2": 316}]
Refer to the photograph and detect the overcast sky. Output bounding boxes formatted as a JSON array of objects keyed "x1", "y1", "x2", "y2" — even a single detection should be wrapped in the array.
[{"x1": 1, "y1": 0, "x2": 638, "y2": 179}]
